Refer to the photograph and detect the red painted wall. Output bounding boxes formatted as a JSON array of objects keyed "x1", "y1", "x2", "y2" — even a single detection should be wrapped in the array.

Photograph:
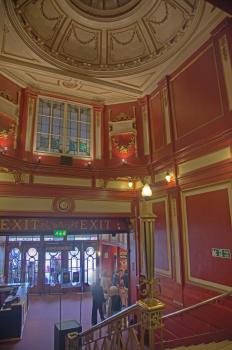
[
  {"x1": 185, "y1": 187, "x2": 232, "y2": 286},
  {"x1": 153, "y1": 201, "x2": 170, "y2": 272},
  {"x1": 101, "y1": 245, "x2": 114, "y2": 279},
  {"x1": 149, "y1": 91, "x2": 166, "y2": 152},
  {"x1": 170, "y1": 46, "x2": 223, "y2": 141}
]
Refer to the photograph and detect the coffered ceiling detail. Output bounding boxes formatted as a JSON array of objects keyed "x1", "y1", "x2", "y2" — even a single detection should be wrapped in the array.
[
  {"x1": 0, "y1": 0, "x2": 227, "y2": 103},
  {"x1": 6, "y1": 0, "x2": 204, "y2": 76}
]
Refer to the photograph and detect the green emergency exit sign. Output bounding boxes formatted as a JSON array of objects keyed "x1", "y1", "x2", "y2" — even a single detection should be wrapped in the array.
[
  {"x1": 211, "y1": 248, "x2": 231, "y2": 259},
  {"x1": 53, "y1": 229, "x2": 67, "y2": 237}
]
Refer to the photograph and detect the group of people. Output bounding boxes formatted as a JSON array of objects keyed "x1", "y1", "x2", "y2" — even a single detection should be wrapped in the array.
[{"x1": 91, "y1": 269, "x2": 128, "y2": 325}]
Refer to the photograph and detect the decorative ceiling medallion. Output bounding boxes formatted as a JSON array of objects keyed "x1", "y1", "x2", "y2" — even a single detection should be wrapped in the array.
[
  {"x1": 59, "y1": 79, "x2": 82, "y2": 89},
  {"x1": 68, "y1": 0, "x2": 141, "y2": 18},
  {"x1": 6, "y1": 0, "x2": 204, "y2": 77},
  {"x1": 53, "y1": 197, "x2": 74, "y2": 213}
]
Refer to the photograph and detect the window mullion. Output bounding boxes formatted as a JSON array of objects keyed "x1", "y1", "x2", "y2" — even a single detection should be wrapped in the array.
[
  {"x1": 77, "y1": 106, "x2": 80, "y2": 155},
  {"x1": 48, "y1": 101, "x2": 53, "y2": 152},
  {"x1": 63, "y1": 103, "x2": 68, "y2": 154}
]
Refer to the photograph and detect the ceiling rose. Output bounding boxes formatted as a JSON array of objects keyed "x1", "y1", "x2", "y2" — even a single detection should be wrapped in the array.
[{"x1": 68, "y1": 0, "x2": 141, "y2": 18}]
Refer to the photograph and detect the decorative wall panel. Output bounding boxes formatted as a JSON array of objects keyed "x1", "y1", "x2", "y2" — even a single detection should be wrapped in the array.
[
  {"x1": 182, "y1": 183, "x2": 232, "y2": 289},
  {"x1": 153, "y1": 198, "x2": 171, "y2": 275},
  {"x1": 149, "y1": 92, "x2": 165, "y2": 151},
  {"x1": 170, "y1": 46, "x2": 223, "y2": 140}
]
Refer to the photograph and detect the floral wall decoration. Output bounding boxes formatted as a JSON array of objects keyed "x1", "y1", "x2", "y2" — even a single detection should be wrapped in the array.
[
  {"x1": 111, "y1": 132, "x2": 136, "y2": 159},
  {"x1": 0, "y1": 118, "x2": 16, "y2": 150},
  {"x1": 108, "y1": 108, "x2": 137, "y2": 160}
]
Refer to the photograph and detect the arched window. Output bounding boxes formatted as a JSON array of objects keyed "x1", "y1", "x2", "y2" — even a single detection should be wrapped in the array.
[
  {"x1": 26, "y1": 247, "x2": 39, "y2": 287},
  {"x1": 45, "y1": 251, "x2": 61, "y2": 285},
  {"x1": 8, "y1": 248, "x2": 21, "y2": 283},
  {"x1": 68, "y1": 247, "x2": 80, "y2": 284},
  {"x1": 84, "y1": 246, "x2": 96, "y2": 286}
]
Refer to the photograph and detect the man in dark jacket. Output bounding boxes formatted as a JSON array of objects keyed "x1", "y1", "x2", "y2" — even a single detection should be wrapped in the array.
[{"x1": 91, "y1": 278, "x2": 106, "y2": 325}]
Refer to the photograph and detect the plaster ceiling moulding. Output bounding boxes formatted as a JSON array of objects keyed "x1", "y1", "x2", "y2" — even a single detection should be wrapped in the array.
[
  {"x1": 58, "y1": 21, "x2": 102, "y2": 65},
  {"x1": 67, "y1": 0, "x2": 141, "y2": 18},
  {"x1": 5, "y1": 0, "x2": 205, "y2": 78},
  {"x1": 107, "y1": 24, "x2": 150, "y2": 65},
  {"x1": 59, "y1": 79, "x2": 82, "y2": 90}
]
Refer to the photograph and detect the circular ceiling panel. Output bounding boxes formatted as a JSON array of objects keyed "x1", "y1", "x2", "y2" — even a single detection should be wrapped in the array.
[
  {"x1": 6, "y1": 0, "x2": 204, "y2": 77},
  {"x1": 68, "y1": 0, "x2": 141, "y2": 18}
]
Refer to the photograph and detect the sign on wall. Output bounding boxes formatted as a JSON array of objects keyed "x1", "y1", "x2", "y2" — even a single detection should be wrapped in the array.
[
  {"x1": 211, "y1": 248, "x2": 231, "y2": 259},
  {"x1": 0, "y1": 217, "x2": 129, "y2": 234}
]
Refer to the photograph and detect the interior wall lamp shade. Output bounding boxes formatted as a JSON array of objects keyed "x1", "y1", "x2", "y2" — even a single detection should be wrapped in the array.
[
  {"x1": 141, "y1": 183, "x2": 152, "y2": 198},
  {"x1": 165, "y1": 172, "x2": 171, "y2": 183}
]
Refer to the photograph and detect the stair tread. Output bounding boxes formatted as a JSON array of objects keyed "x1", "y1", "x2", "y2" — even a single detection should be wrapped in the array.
[{"x1": 165, "y1": 340, "x2": 232, "y2": 350}]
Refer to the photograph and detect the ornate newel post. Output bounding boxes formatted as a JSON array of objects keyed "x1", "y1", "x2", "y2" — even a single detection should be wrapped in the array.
[{"x1": 137, "y1": 200, "x2": 165, "y2": 350}]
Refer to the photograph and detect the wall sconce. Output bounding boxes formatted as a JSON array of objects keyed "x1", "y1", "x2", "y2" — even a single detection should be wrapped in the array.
[
  {"x1": 165, "y1": 171, "x2": 174, "y2": 183},
  {"x1": 121, "y1": 158, "x2": 127, "y2": 165},
  {"x1": 37, "y1": 156, "x2": 41, "y2": 163},
  {"x1": 165, "y1": 172, "x2": 171, "y2": 183},
  {"x1": 0, "y1": 146, "x2": 8, "y2": 154},
  {"x1": 141, "y1": 183, "x2": 152, "y2": 199},
  {"x1": 128, "y1": 178, "x2": 133, "y2": 189}
]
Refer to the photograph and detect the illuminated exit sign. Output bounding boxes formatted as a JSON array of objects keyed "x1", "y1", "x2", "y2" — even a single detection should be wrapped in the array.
[
  {"x1": 211, "y1": 248, "x2": 231, "y2": 259},
  {"x1": 53, "y1": 229, "x2": 67, "y2": 237}
]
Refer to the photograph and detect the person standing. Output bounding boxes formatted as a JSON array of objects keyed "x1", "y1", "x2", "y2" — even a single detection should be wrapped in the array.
[{"x1": 91, "y1": 278, "x2": 106, "y2": 325}]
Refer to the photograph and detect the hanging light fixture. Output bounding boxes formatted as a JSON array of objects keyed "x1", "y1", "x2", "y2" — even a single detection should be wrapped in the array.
[{"x1": 141, "y1": 183, "x2": 152, "y2": 199}]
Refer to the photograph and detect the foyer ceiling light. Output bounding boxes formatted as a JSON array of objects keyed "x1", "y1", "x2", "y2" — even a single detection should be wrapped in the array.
[{"x1": 141, "y1": 183, "x2": 152, "y2": 199}]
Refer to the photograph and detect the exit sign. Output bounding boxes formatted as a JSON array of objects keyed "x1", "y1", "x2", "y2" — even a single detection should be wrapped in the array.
[
  {"x1": 53, "y1": 230, "x2": 67, "y2": 237},
  {"x1": 211, "y1": 248, "x2": 231, "y2": 259}
]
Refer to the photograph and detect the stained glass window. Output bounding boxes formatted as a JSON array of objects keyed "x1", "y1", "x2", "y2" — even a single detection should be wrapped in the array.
[
  {"x1": 36, "y1": 99, "x2": 92, "y2": 157},
  {"x1": 8, "y1": 248, "x2": 21, "y2": 283}
]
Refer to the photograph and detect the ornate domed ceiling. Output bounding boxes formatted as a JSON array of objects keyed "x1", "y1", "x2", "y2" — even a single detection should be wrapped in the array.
[
  {"x1": 6, "y1": 0, "x2": 204, "y2": 77},
  {"x1": 0, "y1": 0, "x2": 226, "y2": 103},
  {"x1": 68, "y1": 0, "x2": 141, "y2": 17}
]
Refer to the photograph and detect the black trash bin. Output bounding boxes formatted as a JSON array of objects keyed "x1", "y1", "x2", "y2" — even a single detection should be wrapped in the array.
[{"x1": 54, "y1": 320, "x2": 82, "y2": 350}]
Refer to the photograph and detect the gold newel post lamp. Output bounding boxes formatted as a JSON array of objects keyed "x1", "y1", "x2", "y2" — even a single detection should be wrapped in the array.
[{"x1": 137, "y1": 182, "x2": 165, "y2": 350}]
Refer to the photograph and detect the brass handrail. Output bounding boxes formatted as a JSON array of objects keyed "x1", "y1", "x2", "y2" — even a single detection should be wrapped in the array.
[
  {"x1": 79, "y1": 303, "x2": 139, "y2": 338},
  {"x1": 162, "y1": 289, "x2": 232, "y2": 320}
]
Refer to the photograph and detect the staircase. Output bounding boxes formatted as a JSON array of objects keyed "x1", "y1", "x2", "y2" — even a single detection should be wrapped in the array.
[
  {"x1": 167, "y1": 340, "x2": 232, "y2": 349},
  {"x1": 65, "y1": 289, "x2": 232, "y2": 350}
]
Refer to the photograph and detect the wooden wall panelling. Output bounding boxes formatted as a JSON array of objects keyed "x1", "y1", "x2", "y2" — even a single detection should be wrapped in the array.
[
  {"x1": 168, "y1": 19, "x2": 232, "y2": 160},
  {"x1": 212, "y1": 18, "x2": 232, "y2": 116},
  {"x1": 182, "y1": 182, "x2": 232, "y2": 290},
  {"x1": 149, "y1": 80, "x2": 174, "y2": 167},
  {"x1": 149, "y1": 90, "x2": 165, "y2": 154},
  {"x1": 152, "y1": 197, "x2": 172, "y2": 276},
  {"x1": 170, "y1": 44, "x2": 224, "y2": 149},
  {"x1": 138, "y1": 96, "x2": 150, "y2": 158}
]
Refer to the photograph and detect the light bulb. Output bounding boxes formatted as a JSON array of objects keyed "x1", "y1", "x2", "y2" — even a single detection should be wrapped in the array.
[
  {"x1": 128, "y1": 180, "x2": 133, "y2": 189},
  {"x1": 141, "y1": 183, "x2": 152, "y2": 198},
  {"x1": 165, "y1": 173, "x2": 171, "y2": 183}
]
